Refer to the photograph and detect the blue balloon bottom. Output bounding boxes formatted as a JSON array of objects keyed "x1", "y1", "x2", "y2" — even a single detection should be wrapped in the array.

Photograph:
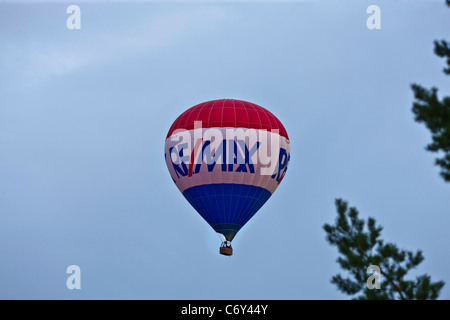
[{"x1": 182, "y1": 183, "x2": 272, "y2": 241}]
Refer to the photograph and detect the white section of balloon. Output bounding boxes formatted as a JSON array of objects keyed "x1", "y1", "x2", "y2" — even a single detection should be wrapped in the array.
[{"x1": 166, "y1": 121, "x2": 290, "y2": 176}]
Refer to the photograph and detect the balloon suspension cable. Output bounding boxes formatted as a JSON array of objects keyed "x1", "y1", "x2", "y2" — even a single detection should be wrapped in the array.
[{"x1": 216, "y1": 232, "x2": 225, "y2": 243}]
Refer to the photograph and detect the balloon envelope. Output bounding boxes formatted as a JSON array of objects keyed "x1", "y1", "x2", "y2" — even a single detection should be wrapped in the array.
[{"x1": 164, "y1": 99, "x2": 290, "y2": 241}]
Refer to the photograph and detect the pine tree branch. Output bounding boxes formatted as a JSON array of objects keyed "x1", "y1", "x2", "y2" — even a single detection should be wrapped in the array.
[
  {"x1": 348, "y1": 230, "x2": 406, "y2": 300},
  {"x1": 378, "y1": 267, "x2": 405, "y2": 300},
  {"x1": 325, "y1": 199, "x2": 444, "y2": 299}
]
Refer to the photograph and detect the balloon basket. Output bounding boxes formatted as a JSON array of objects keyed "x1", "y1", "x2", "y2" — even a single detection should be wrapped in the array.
[{"x1": 220, "y1": 242, "x2": 233, "y2": 256}]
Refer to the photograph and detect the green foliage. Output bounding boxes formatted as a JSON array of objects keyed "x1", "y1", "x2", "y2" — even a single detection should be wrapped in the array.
[
  {"x1": 324, "y1": 199, "x2": 445, "y2": 300},
  {"x1": 411, "y1": 83, "x2": 450, "y2": 181},
  {"x1": 411, "y1": 2, "x2": 450, "y2": 182}
]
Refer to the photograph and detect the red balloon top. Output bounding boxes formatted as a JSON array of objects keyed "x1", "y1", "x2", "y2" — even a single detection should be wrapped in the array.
[{"x1": 166, "y1": 99, "x2": 289, "y2": 140}]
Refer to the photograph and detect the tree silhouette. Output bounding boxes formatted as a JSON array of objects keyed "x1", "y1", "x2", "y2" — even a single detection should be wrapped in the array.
[
  {"x1": 324, "y1": 199, "x2": 445, "y2": 300},
  {"x1": 411, "y1": 0, "x2": 450, "y2": 182}
]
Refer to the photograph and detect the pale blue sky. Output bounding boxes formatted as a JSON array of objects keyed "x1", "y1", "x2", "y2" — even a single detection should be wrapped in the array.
[{"x1": 1, "y1": 0, "x2": 449, "y2": 299}]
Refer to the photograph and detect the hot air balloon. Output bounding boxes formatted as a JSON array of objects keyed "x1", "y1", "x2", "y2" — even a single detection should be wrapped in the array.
[{"x1": 164, "y1": 99, "x2": 290, "y2": 256}]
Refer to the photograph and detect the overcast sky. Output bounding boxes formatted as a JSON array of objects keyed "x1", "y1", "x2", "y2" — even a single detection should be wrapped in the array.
[{"x1": 1, "y1": 0, "x2": 449, "y2": 299}]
